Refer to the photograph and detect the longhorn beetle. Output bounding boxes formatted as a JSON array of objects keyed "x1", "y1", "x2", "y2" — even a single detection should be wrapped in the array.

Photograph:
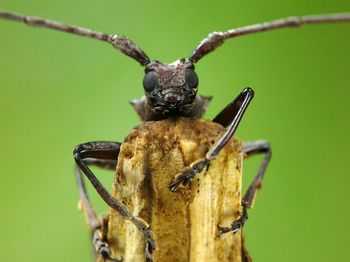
[{"x1": 1, "y1": 10, "x2": 350, "y2": 262}]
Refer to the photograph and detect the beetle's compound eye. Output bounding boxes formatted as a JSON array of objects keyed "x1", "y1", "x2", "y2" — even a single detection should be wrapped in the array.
[
  {"x1": 143, "y1": 71, "x2": 158, "y2": 92},
  {"x1": 185, "y1": 69, "x2": 199, "y2": 89}
]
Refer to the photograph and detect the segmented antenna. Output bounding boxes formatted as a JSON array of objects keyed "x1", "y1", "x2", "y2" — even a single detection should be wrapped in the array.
[
  {"x1": 189, "y1": 13, "x2": 350, "y2": 63},
  {"x1": 0, "y1": 10, "x2": 150, "y2": 66}
]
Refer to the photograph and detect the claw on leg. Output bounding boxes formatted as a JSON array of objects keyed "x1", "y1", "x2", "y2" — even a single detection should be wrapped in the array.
[
  {"x1": 231, "y1": 219, "x2": 244, "y2": 234},
  {"x1": 218, "y1": 205, "x2": 248, "y2": 235},
  {"x1": 143, "y1": 229, "x2": 156, "y2": 262},
  {"x1": 93, "y1": 229, "x2": 122, "y2": 262},
  {"x1": 168, "y1": 158, "x2": 210, "y2": 192},
  {"x1": 130, "y1": 216, "x2": 156, "y2": 261}
]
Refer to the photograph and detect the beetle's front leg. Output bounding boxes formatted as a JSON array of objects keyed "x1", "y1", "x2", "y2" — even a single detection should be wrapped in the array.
[
  {"x1": 74, "y1": 141, "x2": 156, "y2": 261},
  {"x1": 169, "y1": 87, "x2": 254, "y2": 192},
  {"x1": 168, "y1": 158, "x2": 211, "y2": 191},
  {"x1": 74, "y1": 141, "x2": 121, "y2": 261}
]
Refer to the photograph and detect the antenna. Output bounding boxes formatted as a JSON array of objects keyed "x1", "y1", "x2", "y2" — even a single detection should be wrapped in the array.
[
  {"x1": 0, "y1": 10, "x2": 150, "y2": 66},
  {"x1": 189, "y1": 13, "x2": 350, "y2": 62}
]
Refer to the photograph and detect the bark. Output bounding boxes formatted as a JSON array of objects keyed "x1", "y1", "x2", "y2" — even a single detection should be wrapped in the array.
[{"x1": 103, "y1": 117, "x2": 245, "y2": 262}]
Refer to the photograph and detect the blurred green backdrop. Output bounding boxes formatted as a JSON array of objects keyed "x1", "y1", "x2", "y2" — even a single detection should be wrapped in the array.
[{"x1": 0, "y1": 1, "x2": 349, "y2": 261}]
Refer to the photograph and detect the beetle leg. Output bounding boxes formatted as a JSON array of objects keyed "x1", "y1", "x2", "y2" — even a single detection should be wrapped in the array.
[
  {"x1": 218, "y1": 140, "x2": 271, "y2": 234},
  {"x1": 241, "y1": 140, "x2": 272, "y2": 208},
  {"x1": 76, "y1": 171, "x2": 120, "y2": 262},
  {"x1": 91, "y1": 215, "x2": 122, "y2": 262},
  {"x1": 211, "y1": 89, "x2": 254, "y2": 128},
  {"x1": 74, "y1": 141, "x2": 156, "y2": 261},
  {"x1": 169, "y1": 88, "x2": 254, "y2": 192},
  {"x1": 74, "y1": 141, "x2": 121, "y2": 261}
]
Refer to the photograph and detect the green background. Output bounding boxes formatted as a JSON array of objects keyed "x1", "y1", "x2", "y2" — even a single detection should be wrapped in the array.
[{"x1": 0, "y1": 1, "x2": 349, "y2": 261}]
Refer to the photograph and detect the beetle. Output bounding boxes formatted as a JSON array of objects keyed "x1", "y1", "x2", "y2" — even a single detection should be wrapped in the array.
[{"x1": 1, "y1": 10, "x2": 349, "y2": 262}]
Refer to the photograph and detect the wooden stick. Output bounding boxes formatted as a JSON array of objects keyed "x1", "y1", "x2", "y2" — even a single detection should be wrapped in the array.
[{"x1": 101, "y1": 118, "x2": 246, "y2": 262}]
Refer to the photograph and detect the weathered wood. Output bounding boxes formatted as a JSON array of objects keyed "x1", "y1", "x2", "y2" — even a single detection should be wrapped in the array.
[{"x1": 102, "y1": 118, "x2": 245, "y2": 262}]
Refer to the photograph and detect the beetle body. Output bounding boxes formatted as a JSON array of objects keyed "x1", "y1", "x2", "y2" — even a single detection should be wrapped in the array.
[{"x1": 1, "y1": 10, "x2": 349, "y2": 262}]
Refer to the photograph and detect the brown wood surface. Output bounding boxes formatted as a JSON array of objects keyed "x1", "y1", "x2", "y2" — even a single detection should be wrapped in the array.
[{"x1": 101, "y1": 118, "x2": 245, "y2": 262}]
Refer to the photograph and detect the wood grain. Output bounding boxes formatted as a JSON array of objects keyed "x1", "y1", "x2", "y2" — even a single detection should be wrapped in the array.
[{"x1": 101, "y1": 118, "x2": 245, "y2": 262}]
